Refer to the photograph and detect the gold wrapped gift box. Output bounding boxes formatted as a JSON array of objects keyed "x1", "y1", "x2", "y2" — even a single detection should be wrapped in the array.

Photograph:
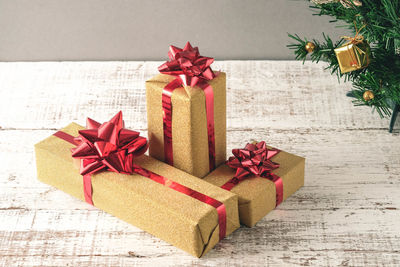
[
  {"x1": 146, "y1": 72, "x2": 226, "y2": 178},
  {"x1": 203, "y1": 148, "x2": 305, "y2": 227},
  {"x1": 334, "y1": 41, "x2": 370, "y2": 74},
  {"x1": 35, "y1": 123, "x2": 239, "y2": 258}
]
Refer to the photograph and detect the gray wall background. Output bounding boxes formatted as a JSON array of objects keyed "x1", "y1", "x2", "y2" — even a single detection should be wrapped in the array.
[{"x1": 0, "y1": 0, "x2": 349, "y2": 61}]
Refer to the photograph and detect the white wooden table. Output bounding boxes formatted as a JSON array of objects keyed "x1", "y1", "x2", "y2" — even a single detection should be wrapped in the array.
[{"x1": 0, "y1": 61, "x2": 399, "y2": 267}]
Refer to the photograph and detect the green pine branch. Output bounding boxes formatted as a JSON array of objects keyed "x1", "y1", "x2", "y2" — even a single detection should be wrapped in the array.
[{"x1": 287, "y1": 0, "x2": 400, "y2": 118}]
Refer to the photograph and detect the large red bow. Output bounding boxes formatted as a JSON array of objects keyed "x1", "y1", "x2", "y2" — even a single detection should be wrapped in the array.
[
  {"x1": 158, "y1": 42, "x2": 215, "y2": 87},
  {"x1": 227, "y1": 141, "x2": 280, "y2": 180},
  {"x1": 71, "y1": 111, "x2": 148, "y2": 176}
]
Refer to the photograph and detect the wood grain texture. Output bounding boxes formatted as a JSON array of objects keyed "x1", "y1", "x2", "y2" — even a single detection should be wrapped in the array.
[{"x1": 0, "y1": 61, "x2": 399, "y2": 266}]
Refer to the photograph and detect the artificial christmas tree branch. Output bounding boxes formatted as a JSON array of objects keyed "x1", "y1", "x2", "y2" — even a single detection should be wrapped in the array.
[{"x1": 288, "y1": 0, "x2": 400, "y2": 131}]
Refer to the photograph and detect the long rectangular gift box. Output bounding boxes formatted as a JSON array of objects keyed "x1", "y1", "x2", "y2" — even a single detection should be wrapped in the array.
[
  {"x1": 203, "y1": 141, "x2": 305, "y2": 227},
  {"x1": 146, "y1": 42, "x2": 226, "y2": 178},
  {"x1": 34, "y1": 113, "x2": 239, "y2": 257}
]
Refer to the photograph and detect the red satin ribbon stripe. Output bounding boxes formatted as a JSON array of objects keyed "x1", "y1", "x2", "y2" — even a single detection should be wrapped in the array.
[
  {"x1": 202, "y1": 82, "x2": 216, "y2": 170},
  {"x1": 161, "y1": 77, "x2": 183, "y2": 165},
  {"x1": 159, "y1": 42, "x2": 216, "y2": 171},
  {"x1": 53, "y1": 130, "x2": 78, "y2": 145},
  {"x1": 53, "y1": 111, "x2": 226, "y2": 240},
  {"x1": 54, "y1": 130, "x2": 95, "y2": 205},
  {"x1": 221, "y1": 141, "x2": 284, "y2": 207},
  {"x1": 83, "y1": 174, "x2": 94, "y2": 205}
]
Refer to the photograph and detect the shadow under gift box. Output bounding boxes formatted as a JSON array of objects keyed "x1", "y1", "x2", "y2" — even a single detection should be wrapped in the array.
[
  {"x1": 146, "y1": 72, "x2": 226, "y2": 178},
  {"x1": 34, "y1": 123, "x2": 239, "y2": 258},
  {"x1": 203, "y1": 148, "x2": 305, "y2": 227}
]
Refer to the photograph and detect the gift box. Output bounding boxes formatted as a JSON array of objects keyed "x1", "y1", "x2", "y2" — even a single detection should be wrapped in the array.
[
  {"x1": 203, "y1": 142, "x2": 305, "y2": 227},
  {"x1": 334, "y1": 40, "x2": 370, "y2": 74},
  {"x1": 146, "y1": 42, "x2": 226, "y2": 178},
  {"x1": 34, "y1": 112, "x2": 239, "y2": 258}
]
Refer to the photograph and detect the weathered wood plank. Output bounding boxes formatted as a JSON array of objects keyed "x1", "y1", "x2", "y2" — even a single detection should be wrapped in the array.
[
  {"x1": 1, "y1": 208, "x2": 399, "y2": 267},
  {"x1": 0, "y1": 61, "x2": 391, "y2": 130}
]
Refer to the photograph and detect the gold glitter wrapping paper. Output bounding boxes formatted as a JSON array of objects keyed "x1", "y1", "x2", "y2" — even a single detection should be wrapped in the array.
[
  {"x1": 34, "y1": 123, "x2": 239, "y2": 258},
  {"x1": 203, "y1": 148, "x2": 305, "y2": 227},
  {"x1": 334, "y1": 41, "x2": 370, "y2": 74},
  {"x1": 146, "y1": 72, "x2": 226, "y2": 178}
]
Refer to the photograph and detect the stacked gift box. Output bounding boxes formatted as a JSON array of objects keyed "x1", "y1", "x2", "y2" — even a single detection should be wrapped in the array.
[{"x1": 35, "y1": 42, "x2": 305, "y2": 257}]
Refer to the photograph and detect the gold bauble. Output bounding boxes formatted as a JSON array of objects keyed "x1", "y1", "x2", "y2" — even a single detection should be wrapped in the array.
[
  {"x1": 363, "y1": 90, "x2": 374, "y2": 101},
  {"x1": 305, "y1": 42, "x2": 316, "y2": 53}
]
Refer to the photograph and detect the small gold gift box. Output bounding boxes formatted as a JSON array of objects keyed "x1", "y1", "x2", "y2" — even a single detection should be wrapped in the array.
[{"x1": 335, "y1": 40, "x2": 370, "y2": 74}]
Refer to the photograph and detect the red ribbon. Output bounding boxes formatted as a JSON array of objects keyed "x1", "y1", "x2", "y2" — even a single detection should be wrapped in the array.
[
  {"x1": 221, "y1": 141, "x2": 283, "y2": 207},
  {"x1": 158, "y1": 42, "x2": 216, "y2": 171},
  {"x1": 53, "y1": 111, "x2": 226, "y2": 240}
]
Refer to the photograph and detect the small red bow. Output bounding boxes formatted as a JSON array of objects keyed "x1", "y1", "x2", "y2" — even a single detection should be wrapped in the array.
[
  {"x1": 158, "y1": 42, "x2": 215, "y2": 87},
  {"x1": 71, "y1": 111, "x2": 148, "y2": 176},
  {"x1": 227, "y1": 141, "x2": 280, "y2": 180}
]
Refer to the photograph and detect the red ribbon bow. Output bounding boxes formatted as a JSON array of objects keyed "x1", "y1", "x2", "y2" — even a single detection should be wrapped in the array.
[
  {"x1": 158, "y1": 42, "x2": 215, "y2": 87},
  {"x1": 71, "y1": 111, "x2": 148, "y2": 176},
  {"x1": 222, "y1": 141, "x2": 283, "y2": 207},
  {"x1": 67, "y1": 111, "x2": 147, "y2": 205},
  {"x1": 157, "y1": 42, "x2": 217, "y2": 171}
]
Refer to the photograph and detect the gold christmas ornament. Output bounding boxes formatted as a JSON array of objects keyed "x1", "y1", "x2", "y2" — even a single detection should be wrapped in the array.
[
  {"x1": 340, "y1": 0, "x2": 362, "y2": 8},
  {"x1": 305, "y1": 42, "x2": 316, "y2": 53},
  {"x1": 363, "y1": 90, "x2": 374, "y2": 101},
  {"x1": 334, "y1": 24, "x2": 370, "y2": 73}
]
